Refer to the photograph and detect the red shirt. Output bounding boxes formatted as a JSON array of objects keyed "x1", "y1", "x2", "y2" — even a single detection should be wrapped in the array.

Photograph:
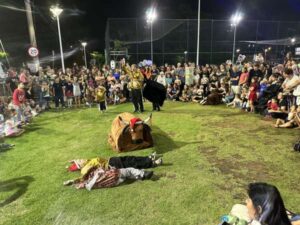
[
  {"x1": 13, "y1": 88, "x2": 26, "y2": 106},
  {"x1": 268, "y1": 101, "x2": 279, "y2": 111},
  {"x1": 239, "y1": 72, "x2": 249, "y2": 85}
]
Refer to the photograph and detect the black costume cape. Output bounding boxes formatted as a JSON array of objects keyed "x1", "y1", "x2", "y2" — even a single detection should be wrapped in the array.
[{"x1": 143, "y1": 79, "x2": 166, "y2": 106}]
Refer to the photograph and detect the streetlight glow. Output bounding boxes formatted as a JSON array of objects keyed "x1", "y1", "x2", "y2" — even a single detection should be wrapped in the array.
[
  {"x1": 231, "y1": 12, "x2": 243, "y2": 26},
  {"x1": 231, "y1": 12, "x2": 243, "y2": 63},
  {"x1": 50, "y1": 6, "x2": 63, "y2": 17},
  {"x1": 146, "y1": 7, "x2": 157, "y2": 62},
  {"x1": 50, "y1": 5, "x2": 65, "y2": 73},
  {"x1": 81, "y1": 42, "x2": 88, "y2": 68},
  {"x1": 291, "y1": 38, "x2": 296, "y2": 43},
  {"x1": 146, "y1": 8, "x2": 157, "y2": 24}
]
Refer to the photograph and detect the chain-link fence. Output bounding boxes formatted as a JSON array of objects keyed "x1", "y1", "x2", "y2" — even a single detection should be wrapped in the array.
[{"x1": 105, "y1": 18, "x2": 300, "y2": 65}]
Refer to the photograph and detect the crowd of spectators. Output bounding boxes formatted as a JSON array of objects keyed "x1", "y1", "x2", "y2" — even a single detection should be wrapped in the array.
[{"x1": 0, "y1": 53, "x2": 300, "y2": 143}]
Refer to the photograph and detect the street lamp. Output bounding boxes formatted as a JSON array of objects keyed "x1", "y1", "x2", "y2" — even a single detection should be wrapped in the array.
[
  {"x1": 264, "y1": 47, "x2": 271, "y2": 61},
  {"x1": 146, "y1": 7, "x2": 157, "y2": 63},
  {"x1": 231, "y1": 12, "x2": 243, "y2": 64},
  {"x1": 184, "y1": 51, "x2": 188, "y2": 63},
  {"x1": 291, "y1": 37, "x2": 296, "y2": 44},
  {"x1": 50, "y1": 6, "x2": 65, "y2": 74},
  {"x1": 81, "y1": 42, "x2": 87, "y2": 68}
]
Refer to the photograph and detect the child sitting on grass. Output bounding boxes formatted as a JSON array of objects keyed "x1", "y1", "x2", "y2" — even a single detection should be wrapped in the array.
[
  {"x1": 0, "y1": 114, "x2": 15, "y2": 151},
  {"x1": 275, "y1": 105, "x2": 300, "y2": 128},
  {"x1": 4, "y1": 109, "x2": 25, "y2": 137}
]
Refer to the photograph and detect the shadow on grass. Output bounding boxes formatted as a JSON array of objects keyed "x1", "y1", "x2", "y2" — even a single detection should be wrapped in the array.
[
  {"x1": 152, "y1": 126, "x2": 202, "y2": 154},
  {"x1": 25, "y1": 124, "x2": 43, "y2": 132},
  {"x1": 0, "y1": 176, "x2": 34, "y2": 207}
]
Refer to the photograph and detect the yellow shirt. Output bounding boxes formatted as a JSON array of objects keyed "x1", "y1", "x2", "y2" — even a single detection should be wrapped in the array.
[
  {"x1": 123, "y1": 66, "x2": 144, "y2": 89},
  {"x1": 95, "y1": 86, "x2": 106, "y2": 102}
]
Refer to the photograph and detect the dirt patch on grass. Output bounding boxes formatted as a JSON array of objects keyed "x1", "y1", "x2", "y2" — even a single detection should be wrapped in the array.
[{"x1": 198, "y1": 145, "x2": 273, "y2": 183}]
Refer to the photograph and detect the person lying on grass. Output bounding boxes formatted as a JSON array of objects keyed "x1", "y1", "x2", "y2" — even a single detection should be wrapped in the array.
[
  {"x1": 220, "y1": 182, "x2": 300, "y2": 225},
  {"x1": 64, "y1": 167, "x2": 154, "y2": 190},
  {"x1": 66, "y1": 152, "x2": 163, "y2": 173},
  {"x1": 64, "y1": 153, "x2": 162, "y2": 190}
]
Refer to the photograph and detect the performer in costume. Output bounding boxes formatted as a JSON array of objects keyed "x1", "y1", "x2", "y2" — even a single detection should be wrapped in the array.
[
  {"x1": 64, "y1": 153, "x2": 162, "y2": 190},
  {"x1": 122, "y1": 61, "x2": 144, "y2": 113},
  {"x1": 143, "y1": 71, "x2": 167, "y2": 112}
]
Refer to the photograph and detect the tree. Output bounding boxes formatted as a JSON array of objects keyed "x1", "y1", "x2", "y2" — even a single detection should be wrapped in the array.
[
  {"x1": 90, "y1": 51, "x2": 105, "y2": 67},
  {"x1": 0, "y1": 51, "x2": 8, "y2": 59},
  {"x1": 113, "y1": 40, "x2": 127, "y2": 51}
]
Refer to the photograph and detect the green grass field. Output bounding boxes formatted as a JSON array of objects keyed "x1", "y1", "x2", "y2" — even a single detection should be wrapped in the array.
[{"x1": 0, "y1": 102, "x2": 299, "y2": 225}]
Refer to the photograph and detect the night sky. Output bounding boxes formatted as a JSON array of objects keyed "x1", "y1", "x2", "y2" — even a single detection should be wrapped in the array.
[{"x1": 1, "y1": 0, "x2": 300, "y2": 66}]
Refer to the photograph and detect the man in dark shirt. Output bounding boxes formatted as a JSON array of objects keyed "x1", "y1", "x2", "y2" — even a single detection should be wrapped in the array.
[
  {"x1": 230, "y1": 65, "x2": 241, "y2": 95},
  {"x1": 249, "y1": 64, "x2": 263, "y2": 83},
  {"x1": 5, "y1": 71, "x2": 18, "y2": 95},
  {"x1": 52, "y1": 77, "x2": 65, "y2": 108}
]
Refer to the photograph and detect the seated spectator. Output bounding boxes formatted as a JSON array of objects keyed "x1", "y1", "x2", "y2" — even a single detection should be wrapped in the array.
[
  {"x1": 4, "y1": 109, "x2": 25, "y2": 137},
  {"x1": 156, "y1": 71, "x2": 167, "y2": 87},
  {"x1": 227, "y1": 94, "x2": 243, "y2": 108},
  {"x1": 222, "y1": 183, "x2": 297, "y2": 225},
  {"x1": 167, "y1": 84, "x2": 180, "y2": 101},
  {"x1": 165, "y1": 73, "x2": 173, "y2": 86},
  {"x1": 275, "y1": 105, "x2": 300, "y2": 128}
]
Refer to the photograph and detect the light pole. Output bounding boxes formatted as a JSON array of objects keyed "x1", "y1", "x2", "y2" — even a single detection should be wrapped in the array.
[
  {"x1": 264, "y1": 47, "x2": 271, "y2": 62},
  {"x1": 81, "y1": 42, "x2": 87, "y2": 68},
  {"x1": 184, "y1": 51, "x2": 188, "y2": 63},
  {"x1": 231, "y1": 12, "x2": 243, "y2": 64},
  {"x1": 50, "y1": 6, "x2": 65, "y2": 74},
  {"x1": 146, "y1": 7, "x2": 157, "y2": 63},
  {"x1": 196, "y1": 0, "x2": 201, "y2": 66}
]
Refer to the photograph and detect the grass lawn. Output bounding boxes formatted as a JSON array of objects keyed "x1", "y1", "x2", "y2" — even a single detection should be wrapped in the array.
[{"x1": 0, "y1": 102, "x2": 299, "y2": 225}]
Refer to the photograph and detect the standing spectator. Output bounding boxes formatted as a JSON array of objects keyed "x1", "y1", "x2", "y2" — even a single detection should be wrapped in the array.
[
  {"x1": 73, "y1": 76, "x2": 81, "y2": 108},
  {"x1": 239, "y1": 67, "x2": 249, "y2": 87},
  {"x1": 156, "y1": 72, "x2": 167, "y2": 87},
  {"x1": 12, "y1": 83, "x2": 26, "y2": 122},
  {"x1": 248, "y1": 78, "x2": 258, "y2": 113},
  {"x1": 230, "y1": 65, "x2": 241, "y2": 95},
  {"x1": 65, "y1": 78, "x2": 74, "y2": 108},
  {"x1": 52, "y1": 77, "x2": 65, "y2": 109},
  {"x1": 185, "y1": 63, "x2": 194, "y2": 86},
  {"x1": 5, "y1": 69, "x2": 18, "y2": 95},
  {"x1": 249, "y1": 64, "x2": 263, "y2": 83},
  {"x1": 19, "y1": 69, "x2": 28, "y2": 85}
]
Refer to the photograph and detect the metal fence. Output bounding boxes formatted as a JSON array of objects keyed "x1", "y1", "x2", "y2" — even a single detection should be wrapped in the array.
[{"x1": 105, "y1": 18, "x2": 300, "y2": 65}]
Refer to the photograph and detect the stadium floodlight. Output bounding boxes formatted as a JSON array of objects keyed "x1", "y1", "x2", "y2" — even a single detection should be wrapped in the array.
[
  {"x1": 231, "y1": 12, "x2": 243, "y2": 26},
  {"x1": 50, "y1": 6, "x2": 63, "y2": 17},
  {"x1": 146, "y1": 7, "x2": 157, "y2": 62},
  {"x1": 291, "y1": 38, "x2": 296, "y2": 44},
  {"x1": 230, "y1": 12, "x2": 243, "y2": 63},
  {"x1": 146, "y1": 8, "x2": 157, "y2": 24},
  {"x1": 81, "y1": 42, "x2": 87, "y2": 68},
  {"x1": 184, "y1": 51, "x2": 188, "y2": 63},
  {"x1": 50, "y1": 6, "x2": 65, "y2": 73}
]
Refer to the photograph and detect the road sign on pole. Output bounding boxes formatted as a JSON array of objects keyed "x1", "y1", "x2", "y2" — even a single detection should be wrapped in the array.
[{"x1": 28, "y1": 46, "x2": 39, "y2": 57}]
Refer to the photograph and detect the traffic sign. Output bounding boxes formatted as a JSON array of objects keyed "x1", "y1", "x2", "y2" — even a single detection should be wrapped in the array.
[{"x1": 28, "y1": 46, "x2": 39, "y2": 57}]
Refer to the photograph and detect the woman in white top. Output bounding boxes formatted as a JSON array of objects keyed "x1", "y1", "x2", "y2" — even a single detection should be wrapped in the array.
[{"x1": 73, "y1": 76, "x2": 81, "y2": 108}]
